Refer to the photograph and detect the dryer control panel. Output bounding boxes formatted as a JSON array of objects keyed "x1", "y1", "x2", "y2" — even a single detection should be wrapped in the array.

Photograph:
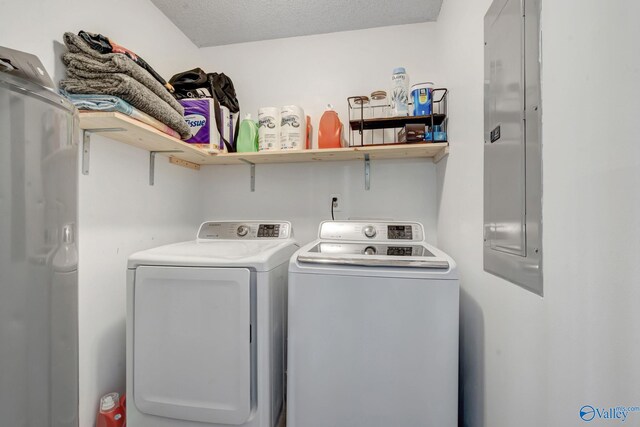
[
  {"x1": 318, "y1": 221, "x2": 424, "y2": 242},
  {"x1": 197, "y1": 221, "x2": 292, "y2": 240}
]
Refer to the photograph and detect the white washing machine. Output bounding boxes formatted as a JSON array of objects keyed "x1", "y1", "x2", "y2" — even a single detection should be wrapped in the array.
[
  {"x1": 287, "y1": 221, "x2": 459, "y2": 427},
  {"x1": 127, "y1": 221, "x2": 298, "y2": 427}
]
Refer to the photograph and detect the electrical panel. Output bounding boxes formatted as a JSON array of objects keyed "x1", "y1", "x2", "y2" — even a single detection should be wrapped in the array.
[{"x1": 484, "y1": 0, "x2": 542, "y2": 294}]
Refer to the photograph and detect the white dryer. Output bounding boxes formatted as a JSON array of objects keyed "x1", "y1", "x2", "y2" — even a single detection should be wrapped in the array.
[
  {"x1": 127, "y1": 221, "x2": 297, "y2": 427},
  {"x1": 287, "y1": 221, "x2": 459, "y2": 427}
]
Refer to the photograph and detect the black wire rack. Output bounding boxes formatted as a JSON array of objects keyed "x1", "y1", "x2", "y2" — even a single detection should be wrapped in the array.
[{"x1": 347, "y1": 88, "x2": 448, "y2": 147}]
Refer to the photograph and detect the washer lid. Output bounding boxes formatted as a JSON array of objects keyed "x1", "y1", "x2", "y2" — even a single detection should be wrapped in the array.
[
  {"x1": 290, "y1": 239, "x2": 458, "y2": 279},
  {"x1": 298, "y1": 242, "x2": 449, "y2": 269},
  {"x1": 128, "y1": 239, "x2": 298, "y2": 271}
]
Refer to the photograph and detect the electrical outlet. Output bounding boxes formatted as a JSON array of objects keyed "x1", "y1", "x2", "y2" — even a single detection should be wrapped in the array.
[{"x1": 330, "y1": 194, "x2": 342, "y2": 212}]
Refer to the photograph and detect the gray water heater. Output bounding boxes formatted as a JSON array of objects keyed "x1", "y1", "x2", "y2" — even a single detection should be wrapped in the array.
[{"x1": 484, "y1": 0, "x2": 542, "y2": 295}]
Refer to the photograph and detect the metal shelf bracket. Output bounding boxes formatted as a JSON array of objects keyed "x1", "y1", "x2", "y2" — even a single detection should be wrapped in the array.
[
  {"x1": 239, "y1": 159, "x2": 256, "y2": 192},
  {"x1": 364, "y1": 153, "x2": 371, "y2": 190},
  {"x1": 149, "y1": 150, "x2": 183, "y2": 186},
  {"x1": 82, "y1": 128, "x2": 125, "y2": 175}
]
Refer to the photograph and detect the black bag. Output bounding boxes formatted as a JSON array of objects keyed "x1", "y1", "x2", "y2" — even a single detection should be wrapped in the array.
[{"x1": 169, "y1": 68, "x2": 240, "y2": 152}]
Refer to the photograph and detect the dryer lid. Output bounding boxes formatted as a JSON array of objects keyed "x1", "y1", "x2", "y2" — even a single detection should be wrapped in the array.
[
  {"x1": 128, "y1": 239, "x2": 298, "y2": 271},
  {"x1": 128, "y1": 221, "x2": 298, "y2": 271}
]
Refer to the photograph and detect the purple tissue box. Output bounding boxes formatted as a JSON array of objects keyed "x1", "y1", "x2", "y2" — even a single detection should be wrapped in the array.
[{"x1": 180, "y1": 98, "x2": 214, "y2": 146}]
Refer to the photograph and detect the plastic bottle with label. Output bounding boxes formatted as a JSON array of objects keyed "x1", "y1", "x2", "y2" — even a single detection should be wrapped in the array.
[
  {"x1": 96, "y1": 392, "x2": 125, "y2": 427},
  {"x1": 318, "y1": 104, "x2": 343, "y2": 149},
  {"x1": 236, "y1": 114, "x2": 259, "y2": 152},
  {"x1": 390, "y1": 67, "x2": 410, "y2": 116}
]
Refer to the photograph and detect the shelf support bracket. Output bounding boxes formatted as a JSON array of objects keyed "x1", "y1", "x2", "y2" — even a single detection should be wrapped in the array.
[
  {"x1": 364, "y1": 153, "x2": 371, "y2": 191},
  {"x1": 433, "y1": 146, "x2": 449, "y2": 164},
  {"x1": 149, "y1": 150, "x2": 183, "y2": 186},
  {"x1": 239, "y1": 159, "x2": 256, "y2": 192},
  {"x1": 82, "y1": 128, "x2": 125, "y2": 175}
]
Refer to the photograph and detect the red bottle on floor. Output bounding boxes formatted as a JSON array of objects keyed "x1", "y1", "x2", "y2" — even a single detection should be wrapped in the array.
[{"x1": 96, "y1": 392, "x2": 125, "y2": 427}]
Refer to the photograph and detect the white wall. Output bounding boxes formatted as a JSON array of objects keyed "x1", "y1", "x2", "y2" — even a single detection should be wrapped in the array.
[
  {"x1": 198, "y1": 24, "x2": 444, "y2": 245},
  {"x1": 0, "y1": 2, "x2": 203, "y2": 425},
  {"x1": 200, "y1": 158, "x2": 438, "y2": 245},
  {"x1": 541, "y1": 0, "x2": 640, "y2": 425},
  {"x1": 435, "y1": 0, "x2": 640, "y2": 426}
]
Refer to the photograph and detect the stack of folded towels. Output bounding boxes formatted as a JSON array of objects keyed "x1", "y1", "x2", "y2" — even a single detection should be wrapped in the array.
[{"x1": 60, "y1": 32, "x2": 191, "y2": 139}]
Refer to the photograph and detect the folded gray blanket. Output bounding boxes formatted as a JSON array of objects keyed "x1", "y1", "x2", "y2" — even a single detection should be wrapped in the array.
[
  {"x1": 62, "y1": 32, "x2": 183, "y2": 115},
  {"x1": 60, "y1": 73, "x2": 192, "y2": 139}
]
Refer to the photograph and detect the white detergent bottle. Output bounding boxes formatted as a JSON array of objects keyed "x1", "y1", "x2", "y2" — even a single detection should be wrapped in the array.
[{"x1": 390, "y1": 67, "x2": 410, "y2": 116}]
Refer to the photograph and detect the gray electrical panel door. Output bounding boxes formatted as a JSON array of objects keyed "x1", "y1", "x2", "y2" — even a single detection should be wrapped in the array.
[
  {"x1": 485, "y1": 0, "x2": 526, "y2": 256},
  {"x1": 484, "y1": 0, "x2": 542, "y2": 295}
]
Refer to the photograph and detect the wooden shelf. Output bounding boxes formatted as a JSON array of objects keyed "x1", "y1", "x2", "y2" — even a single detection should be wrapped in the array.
[
  {"x1": 78, "y1": 112, "x2": 449, "y2": 166},
  {"x1": 78, "y1": 111, "x2": 211, "y2": 164},
  {"x1": 202, "y1": 143, "x2": 448, "y2": 165}
]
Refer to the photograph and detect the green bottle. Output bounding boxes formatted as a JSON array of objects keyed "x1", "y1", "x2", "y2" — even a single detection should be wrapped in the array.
[{"x1": 236, "y1": 114, "x2": 259, "y2": 152}]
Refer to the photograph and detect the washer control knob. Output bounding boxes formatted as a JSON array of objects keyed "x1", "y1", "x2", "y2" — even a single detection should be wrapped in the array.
[
  {"x1": 364, "y1": 246, "x2": 377, "y2": 256},
  {"x1": 363, "y1": 225, "x2": 377, "y2": 238},
  {"x1": 237, "y1": 225, "x2": 249, "y2": 237}
]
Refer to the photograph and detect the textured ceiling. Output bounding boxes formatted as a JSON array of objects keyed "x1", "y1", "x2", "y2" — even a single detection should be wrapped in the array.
[{"x1": 151, "y1": 0, "x2": 443, "y2": 47}]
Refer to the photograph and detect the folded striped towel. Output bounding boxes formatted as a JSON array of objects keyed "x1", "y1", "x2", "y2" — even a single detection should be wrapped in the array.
[{"x1": 61, "y1": 91, "x2": 180, "y2": 139}]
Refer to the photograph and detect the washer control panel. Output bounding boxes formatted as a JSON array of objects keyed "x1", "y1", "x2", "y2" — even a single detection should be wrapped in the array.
[
  {"x1": 319, "y1": 221, "x2": 424, "y2": 242},
  {"x1": 387, "y1": 225, "x2": 413, "y2": 240},
  {"x1": 197, "y1": 221, "x2": 291, "y2": 240},
  {"x1": 309, "y1": 242, "x2": 433, "y2": 257}
]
